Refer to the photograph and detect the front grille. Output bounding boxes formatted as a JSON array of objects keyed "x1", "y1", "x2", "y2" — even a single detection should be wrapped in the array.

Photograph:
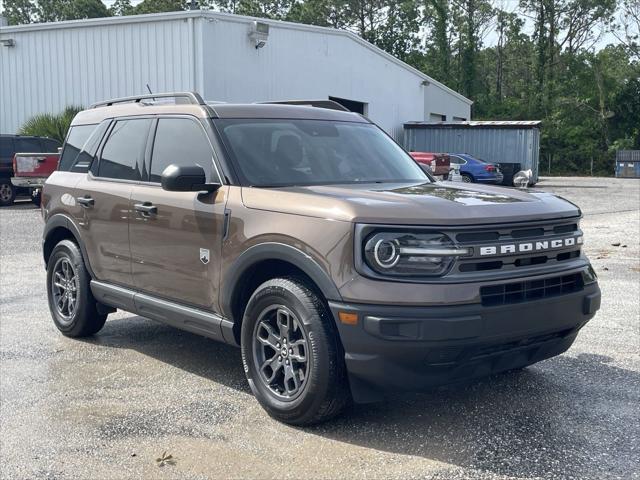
[
  {"x1": 480, "y1": 273, "x2": 584, "y2": 306},
  {"x1": 453, "y1": 220, "x2": 582, "y2": 276}
]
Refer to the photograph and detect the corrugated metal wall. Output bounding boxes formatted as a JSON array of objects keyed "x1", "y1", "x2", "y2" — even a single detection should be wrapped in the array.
[
  {"x1": 404, "y1": 126, "x2": 540, "y2": 181},
  {"x1": 1, "y1": 18, "x2": 196, "y2": 133}
]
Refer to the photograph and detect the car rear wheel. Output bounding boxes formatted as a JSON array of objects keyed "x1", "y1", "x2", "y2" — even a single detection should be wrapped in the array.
[
  {"x1": 46, "y1": 239, "x2": 107, "y2": 337},
  {"x1": 461, "y1": 173, "x2": 473, "y2": 183},
  {"x1": 241, "y1": 277, "x2": 350, "y2": 425},
  {"x1": 0, "y1": 180, "x2": 16, "y2": 207}
]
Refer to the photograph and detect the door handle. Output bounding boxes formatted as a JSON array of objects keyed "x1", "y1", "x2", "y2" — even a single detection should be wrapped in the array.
[
  {"x1": 134, "y1": 202, "x2": 157, "y2": 217},
  {"x1": 77, "y1": 196, "x2": 94, "y2": 208}
]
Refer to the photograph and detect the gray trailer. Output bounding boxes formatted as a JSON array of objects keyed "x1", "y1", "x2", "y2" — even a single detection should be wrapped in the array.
[{"x1": 403, "y1": 121, "x2": 541, "y2": 185}]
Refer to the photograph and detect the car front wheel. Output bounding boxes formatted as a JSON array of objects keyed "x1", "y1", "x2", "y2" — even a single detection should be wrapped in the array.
[{"x1": 241, "y1": 277, "x2": 350, "y2": 425}]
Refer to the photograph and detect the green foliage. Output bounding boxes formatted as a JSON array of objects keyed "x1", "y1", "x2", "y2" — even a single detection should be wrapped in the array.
[
  {"x1": 18, "y1": 106, "x2": 84, "y2": 144},
  {"x1": 132, "y1": 0, "x2": 187, "y2": 14}
]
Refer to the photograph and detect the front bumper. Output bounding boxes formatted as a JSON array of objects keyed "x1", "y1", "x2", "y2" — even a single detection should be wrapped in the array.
[{"x1": 330, "y1": 281, "x2": 600, "y2": 403}]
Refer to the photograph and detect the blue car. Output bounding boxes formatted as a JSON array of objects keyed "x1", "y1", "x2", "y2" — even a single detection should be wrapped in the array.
[{"x1": 449, "y1": 153, "x2": 504, "y2": 184}]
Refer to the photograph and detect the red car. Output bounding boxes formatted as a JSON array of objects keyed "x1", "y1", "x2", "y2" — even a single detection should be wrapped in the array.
[
  {"x1": 12, "y1": 152, "x2": 60, "y2": 206},
  {"x1": 409, "y1": 152, "x2": 451, "y2": 177}
]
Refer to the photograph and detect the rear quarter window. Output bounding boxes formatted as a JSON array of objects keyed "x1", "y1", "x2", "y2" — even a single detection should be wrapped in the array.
[{"x1": 58, "y1": 124, "x2": 100, "y2": 172}]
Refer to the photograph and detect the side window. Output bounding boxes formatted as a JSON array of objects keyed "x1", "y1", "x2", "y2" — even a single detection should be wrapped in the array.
[
  {"x1": 42, "y1": 138, "x2": 61, "y2": 152},
  {"x1": 0, "y1": 137, "x2": 14, "y2": 158},
  {"x1": 98, "y1": 119, "x2": 152, "y2": 181},
  {"x1": 15, "y1": 138, "x2": 42, "y2": 152},
  {"x1": 149, "y1": 118, "x2": 215, "y2": 183},
  {"x1": 450, "y1": 155, "x2": 466, "y2": 165},
  {"x1": 58, "y1": 125, "x2": 97, "y2": 171}
]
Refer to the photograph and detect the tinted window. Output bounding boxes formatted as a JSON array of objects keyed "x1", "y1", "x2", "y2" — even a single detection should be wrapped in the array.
[
  {"x1": 215, "y1": 119, "x2": 427, "y2": 187},
  {"x1": 149, "y1": 118, "x2": 214, "y2": 183},
  {"x1": 42, "y1": 138, "x2": 62, "y2": 152},
  {"x1": 15, "y1": 138, "x2": 43, "y2": 152},
  {"x1": 98, "y1": 119, "x2": 151, "y2": 181},
  {"x1": 59, "y1": 125, "x2": 97, "y2": 171},
  {"x1": 450, "y1": 156, "x2": 467, "y2": 165},
  {"x1": 0, "y1": 137, "x2": 14, "y2": 157}
]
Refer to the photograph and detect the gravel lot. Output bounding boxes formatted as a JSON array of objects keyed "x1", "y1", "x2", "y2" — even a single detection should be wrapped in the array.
[{"x1": 1, "y1": 176, "x2": 638, "y2": 480}]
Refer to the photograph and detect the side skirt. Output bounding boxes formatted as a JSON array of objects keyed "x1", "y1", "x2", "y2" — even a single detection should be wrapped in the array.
[{"x1": 90, "y1": 280, "x2": 238, "y2": 346}]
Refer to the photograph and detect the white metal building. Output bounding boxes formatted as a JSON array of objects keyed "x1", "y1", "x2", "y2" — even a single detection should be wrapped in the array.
[{"x1": 0, "y1": 10, "x2": 472, "y2": 140}]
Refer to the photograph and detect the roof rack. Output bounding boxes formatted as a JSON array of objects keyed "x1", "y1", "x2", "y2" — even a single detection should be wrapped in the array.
[
  {"x1": 90, "y1": 91, "x2": 207, "y2": 109},
  {"x1": 258, "y1": 99, "x2": 350, "y2": 112}
]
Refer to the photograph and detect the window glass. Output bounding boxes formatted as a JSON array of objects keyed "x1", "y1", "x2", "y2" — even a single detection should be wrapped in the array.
[
  {"x1": 98, "y1": 119, "x2": 151, "y2": 181},
  {"x1": 149, "y1": 118, "x2": 214, "y2": 183},
  {"x1": 15, "y1": 138, "x2": 43, "y2": 152},
  {"x1": 42, "y1": 138, "x2": 62, "y2": 152},
  {"x1": 58, "y1": 125, "x2": 97, "y2": 171},
  {"x1": 215, "y1": 119, "x2": 428, "y2": 187},
  {"x1": 0, "y1": 138, "x2": 14, "y2": 157},
  {"x1": 450, "y1": 156, "x2": 467, "y2": 165}
]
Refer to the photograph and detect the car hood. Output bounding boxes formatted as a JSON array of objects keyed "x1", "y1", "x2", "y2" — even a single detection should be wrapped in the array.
[{"x1": 241, "y1": 181, "x2": 580, "y2": 225}]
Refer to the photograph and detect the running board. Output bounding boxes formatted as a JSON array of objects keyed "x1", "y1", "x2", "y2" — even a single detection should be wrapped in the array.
[{"x1": 90, "y1": 280, "x2": 238, "y2": 346}]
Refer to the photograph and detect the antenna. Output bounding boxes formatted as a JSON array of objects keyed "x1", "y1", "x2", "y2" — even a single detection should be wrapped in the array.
[{"x1": 146, "y1": 84, "x2": 153, "y2": 94}]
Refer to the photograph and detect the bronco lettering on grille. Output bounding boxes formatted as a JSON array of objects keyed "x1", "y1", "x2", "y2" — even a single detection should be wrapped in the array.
[{"x1": 479, "y1": 236, "x2": 582, "y2": 256}]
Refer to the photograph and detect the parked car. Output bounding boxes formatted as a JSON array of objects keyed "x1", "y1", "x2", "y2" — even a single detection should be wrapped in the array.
[
  {"x1": 12, "y1": 152, "x2": 60, "y2": 206},
  {"x1": 409, "y1": 151, "x2": 450, "y2": 177},
  {"x1": 42, "y1": 92, "x2": 600, "y2": 425},
  {"x1": 449, "y1": 153, "x2": 504, "y2": 184},
  {"x1": 0, "y1": 134, "x2": 61, "y2": 206}
]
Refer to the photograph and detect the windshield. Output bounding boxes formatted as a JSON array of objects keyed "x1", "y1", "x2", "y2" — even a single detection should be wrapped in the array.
[{"x1": 214, "y1": 119, "x2": 429, "y2": 187}]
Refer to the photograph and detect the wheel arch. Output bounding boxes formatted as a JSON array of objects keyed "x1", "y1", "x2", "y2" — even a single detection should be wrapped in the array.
[
  {"x1": 43, "y1": 214, "x2": 95, "y2": 277},
  {"x1": 220, "y1": 243, "x2": 343, "y2": 344}
]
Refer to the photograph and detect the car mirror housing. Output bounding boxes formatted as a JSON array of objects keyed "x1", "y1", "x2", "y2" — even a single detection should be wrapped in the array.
[{"x1": 160, "y1": 164, "x2": 220, "y2": 192}]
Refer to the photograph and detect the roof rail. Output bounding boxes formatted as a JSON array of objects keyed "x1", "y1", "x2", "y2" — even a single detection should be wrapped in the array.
[
  {"x1": 90, "y1": 91, "x2": 206, "y2": 109},
  {"x1": 258, "y1": 99, "x2": 350, "y2": 112}
]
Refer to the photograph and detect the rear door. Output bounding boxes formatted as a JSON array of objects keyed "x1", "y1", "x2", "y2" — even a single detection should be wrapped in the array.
[
  {"x1": 129, "y1": 116, "x2": 227, "y2": 310},
  {"x1": 74, "y1": 118, "x2": 153, "y2": 288}
]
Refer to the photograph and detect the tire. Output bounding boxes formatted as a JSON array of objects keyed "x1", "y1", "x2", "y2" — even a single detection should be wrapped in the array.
[
  {"x1": 46, "y1": 239, "x2": 107, "y2": 337},
  {"x1": 461, "y1": 173, "x2": 473, "y2": 183},
  {"x1": 0, "y1": 179, "x2": 16, "y2": 207},
  {"x1": 241, "y1": 277, "x2": 350, "y2": 425}
]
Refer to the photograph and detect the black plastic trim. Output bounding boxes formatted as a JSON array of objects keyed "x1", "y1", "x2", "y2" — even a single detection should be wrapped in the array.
[
  {"x1": 220, "y1": 242, "x2": 342, "y2": 319},
  {"x1": 91, "y1": 280, "x2": 238, "y2": 346},
  {"x1": 42, "y1": 214, "x2": 95, "y2": 277}
]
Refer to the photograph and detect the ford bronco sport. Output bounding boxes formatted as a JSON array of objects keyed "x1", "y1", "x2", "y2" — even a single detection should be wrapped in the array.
[{"x1": 42, "y1": 92, "x2": 601, "y2": 425}]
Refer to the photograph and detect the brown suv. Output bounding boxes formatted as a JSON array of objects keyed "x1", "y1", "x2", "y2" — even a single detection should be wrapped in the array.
[{"x1": 42, "y1": 92, "x2": 601, "y2": 425}]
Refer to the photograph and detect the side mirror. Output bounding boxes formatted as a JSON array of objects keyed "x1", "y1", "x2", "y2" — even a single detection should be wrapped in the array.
[{"x1": 160, "y1": 164, "x2": 220, "y2": 192}]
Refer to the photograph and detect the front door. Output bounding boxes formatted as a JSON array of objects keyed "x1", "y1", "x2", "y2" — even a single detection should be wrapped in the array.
[{"x1": 129, "y1": 117, "x2": 227, "y2": 311}]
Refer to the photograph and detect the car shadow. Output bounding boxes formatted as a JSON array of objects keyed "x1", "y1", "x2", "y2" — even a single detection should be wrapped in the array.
[{"x1": 87, "y1": 316, "x2": 638, "y2": 478}]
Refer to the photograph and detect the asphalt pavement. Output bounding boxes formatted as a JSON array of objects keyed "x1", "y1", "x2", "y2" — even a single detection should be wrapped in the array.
[{"x1": 1, "y1": 176, "x2": 638, "y2": 479}]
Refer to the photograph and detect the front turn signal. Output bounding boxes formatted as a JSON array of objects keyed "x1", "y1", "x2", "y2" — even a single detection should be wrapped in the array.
[{"x1": 339, "y1": 312, "x2": 358, "y2": 325}]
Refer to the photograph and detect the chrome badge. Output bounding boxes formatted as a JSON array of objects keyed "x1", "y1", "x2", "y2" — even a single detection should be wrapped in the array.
[{"x1": 200, "y1": 248, "x2": 210, "y2": 265}]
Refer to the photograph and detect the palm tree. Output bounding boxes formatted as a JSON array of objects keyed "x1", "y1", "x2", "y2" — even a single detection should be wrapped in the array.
[{"x1": 18, "y1": 106, "x2": 83, "y2": 143}]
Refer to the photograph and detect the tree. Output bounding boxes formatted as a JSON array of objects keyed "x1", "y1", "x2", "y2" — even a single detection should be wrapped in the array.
[
  {"x1": 133, "y1": 0, "x2": 187, "y2": 14},
  {"x1": 19, "y1": 106, "x2": 84, "y2": 143},
  {"x1": 109, "y1": 0, "x2": 135, "y2": 15},
  {"x1": 2, "y1": 0, "x2": 37, "y2": 25}
]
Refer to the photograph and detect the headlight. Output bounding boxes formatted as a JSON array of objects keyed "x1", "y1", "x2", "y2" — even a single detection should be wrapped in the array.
[{"x1": 363, "y1": 231, "x2": 470, "y2": 277}]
